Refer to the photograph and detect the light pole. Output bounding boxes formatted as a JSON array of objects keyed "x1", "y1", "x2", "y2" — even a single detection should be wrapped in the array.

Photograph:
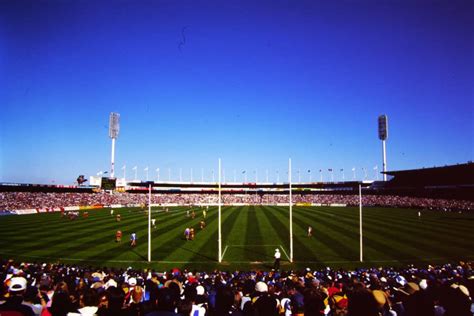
[{"x1": 108, "y1": 113, "x2": 120, "y2": 178}]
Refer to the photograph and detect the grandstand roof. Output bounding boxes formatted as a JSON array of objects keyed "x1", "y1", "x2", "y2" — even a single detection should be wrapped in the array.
[{"x1": 384, "y1": 162, "x2": 474, "y2": 187}]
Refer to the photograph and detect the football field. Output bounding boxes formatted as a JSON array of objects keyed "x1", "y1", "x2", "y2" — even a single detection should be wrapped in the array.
[{"x1": 0, "y1": 206, "x2": 473, "y2": 271}]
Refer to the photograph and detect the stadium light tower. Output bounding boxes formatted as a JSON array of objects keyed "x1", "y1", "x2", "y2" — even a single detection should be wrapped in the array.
[
  {"x1": 378, "y1": 115, "x2": 388, "y2": 181},
  {"x1": 109, "y1": 113, "x2": 120, "y2": 178}
]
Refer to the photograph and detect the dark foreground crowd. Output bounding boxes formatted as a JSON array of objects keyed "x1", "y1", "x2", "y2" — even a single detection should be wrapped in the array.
[{"x1": 1, "y1": 259, "x2": 473, "y2": 316}]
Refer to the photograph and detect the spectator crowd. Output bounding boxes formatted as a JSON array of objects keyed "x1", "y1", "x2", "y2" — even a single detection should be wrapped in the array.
[
  {"x1": 1, "y1": 259, "x2": 473, "y2": 315},
  {"x1": 1, "y1": 191, "x2": 473, "y2": 212}
]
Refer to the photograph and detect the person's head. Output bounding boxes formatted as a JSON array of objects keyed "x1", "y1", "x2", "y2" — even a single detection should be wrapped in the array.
[
  {"x1": 8, "y1": 277, "x2": 27, "y2": 296},
  {"x1": 215, "y1": 286, "x2": 235, "y2": 314},
  {"x1": 156, "y1": 287, "x2": 176, "y2": 311},
  {"x1": 106, "y1": 286, "x2": 125, "y2": 311},
  {"x1": 24, "y1": 285, "x2": 40, "y2": 303},
  {"x1": 80, "y1": 288, "x2": 99, "y2": 308},
  {"x1": 347, "y1": 285, "x2": 379, "y2": 316},
  {"x1": 50, "y1": 290, "x2": 73, "y2": 316},
  {"x1": 177, "y1": 299, "x2": 193, "y2": 315}
]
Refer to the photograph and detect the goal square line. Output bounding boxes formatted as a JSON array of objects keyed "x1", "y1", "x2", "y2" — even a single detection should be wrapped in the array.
[{"x1": 222, "y1": 244, "x2": 290, "y2": 262}]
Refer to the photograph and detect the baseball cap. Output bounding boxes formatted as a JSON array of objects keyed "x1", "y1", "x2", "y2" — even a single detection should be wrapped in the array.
[
  {"x1": 255, "y1": 281, "x2": 268, "y2": 293},
  {"x1": 9, "y1": 277, "x2": 27, "y2": 292},
  {"x1": 196, "y1": 285, "x2": 205, "y2": 296},
  {"x1": 128, "y1": 277, "x2": 137, "y2": 286}
]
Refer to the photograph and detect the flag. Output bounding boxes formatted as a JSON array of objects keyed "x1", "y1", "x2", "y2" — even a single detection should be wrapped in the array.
[
  {"x1": 103, "y1": 171, "x2": 108, "y2": 174},
  {"x1": 121, "y1": 165, "x2": 126, "y2": 170},
  {"x1": 352, "y1": 167, "x2": 355, "y2": 171},
  {"x1": 319, "y1": 169, "x2": 322, "y2": 172},
  {"x1": 132, "y1": 166, "x2": 137, "y2": 171},
  {"x1": 242, "y1": 170, "x2": 246, "y2": 174},
  {"x1": 328, "y1": 168, "x2": 333, "y2": 172},
  {"x1": 373, "y1": 166, "x2": 378, "y2": 170},
  {"x1": 340, "y1": 169, "x2": 344, "y2": 171},
  {"x1": 307, "y1": 169, "x2": 311, "y2": 173},
  {"x1": 144, "y1": 167, "x2": 149, "y2": 171}
]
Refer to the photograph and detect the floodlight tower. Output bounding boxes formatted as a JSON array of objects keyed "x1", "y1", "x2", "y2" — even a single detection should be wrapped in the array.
[
  {"x1": 378, "y1": 114, "x2": 388, "y2": 181},
  {"x1": 109, "y1": 113, "x2": 120, "y2": 178}
]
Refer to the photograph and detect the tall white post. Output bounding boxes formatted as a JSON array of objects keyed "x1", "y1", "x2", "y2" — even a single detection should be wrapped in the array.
[
  {"x1": 148, "y1": 183, "x2": 152, "y2": 262},
  {"x1": 382, "y1": 140, "x2": 387, "y2": 181},
  {"x1": 359, "y1": 184, "x2": 363, "y2": 262},
  {"x1": 378, "y1": 114, "x2": 389, "y2": 181},
  {"x1": 289, "y1": 158, "x2": 293, "y2": 263},
  {"x1": 218, "y1": 158, "x2": 222, "y2": 262},
  {"x1": 111, "y1": 138, "x2": 116, "y2": 178}
]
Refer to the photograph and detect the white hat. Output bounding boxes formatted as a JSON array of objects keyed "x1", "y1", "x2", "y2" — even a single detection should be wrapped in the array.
[
  {"x1": 105, "y1": 279, "x2": 118, "y2": 289},
  {"x1": 275, "y1": 248, "x2": 280, "y2": 252},
  {"x1": 255, "y1": 281, "x2": 268, "y2": 293},
  {"x1": 419, "y1": 279, "x2": 428, "y2": 290},
  {"x1": 128, "y1": 277, "x2": 137, "y2": 286},
  {"x1": 196, "y1": 285, "x2": 205, "y2": 296},
  {"x1": 9, "y1": 277, "x2": 27, "y2": 292}
]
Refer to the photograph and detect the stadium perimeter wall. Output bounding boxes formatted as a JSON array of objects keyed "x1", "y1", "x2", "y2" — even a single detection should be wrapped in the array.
[{"x1": 8, "y1": 203, "x2": 348, "y2": 215}]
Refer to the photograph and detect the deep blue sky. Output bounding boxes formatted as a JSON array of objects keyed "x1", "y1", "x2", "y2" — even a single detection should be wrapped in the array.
[{"x1": 1, "y1": 0, "x2": 473, "y2": 184}]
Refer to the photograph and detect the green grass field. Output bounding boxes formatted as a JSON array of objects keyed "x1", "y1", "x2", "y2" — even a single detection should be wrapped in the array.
[{"x1": 1, "y1": 206, "x2": 473, "y2": 271}]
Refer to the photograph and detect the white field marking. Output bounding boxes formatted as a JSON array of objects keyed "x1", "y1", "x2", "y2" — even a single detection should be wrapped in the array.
[
  {"x1": 221, "y1": 245, "x2": 229, "y2": 261},
  {"x1": 1, "y1": 252, "x2": 473, "y2": 265},
  {"x1": 279, "y1": 245, "x2": 290, "y2": 261},
  {"x1": 227, "y1": 244, "x2": 280, "y2": 247}
]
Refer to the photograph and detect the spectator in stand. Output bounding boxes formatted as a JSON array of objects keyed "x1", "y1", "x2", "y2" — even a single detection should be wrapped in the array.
[{"x1": 0, "y1": 276, "x2": 35, "y2": 316}]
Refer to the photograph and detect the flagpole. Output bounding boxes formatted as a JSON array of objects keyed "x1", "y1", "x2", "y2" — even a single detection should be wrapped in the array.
[
  {"x1": 359, "y1": 183, "x2": 363, "y2": 262},
  {"x1": 289, "y1": 158, "x2": 293, "y2": 263},
  {"x1": 148, "y1": 183, "x2": 151, "y2": 262},
  {"x1": 218, "y1": 158, "x2": 222, "y2": 262}
]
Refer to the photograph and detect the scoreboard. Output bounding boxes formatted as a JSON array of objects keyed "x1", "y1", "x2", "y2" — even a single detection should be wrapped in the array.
[{"x1": 101, "y1": 177, "x2": 117, "y2": 190}]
